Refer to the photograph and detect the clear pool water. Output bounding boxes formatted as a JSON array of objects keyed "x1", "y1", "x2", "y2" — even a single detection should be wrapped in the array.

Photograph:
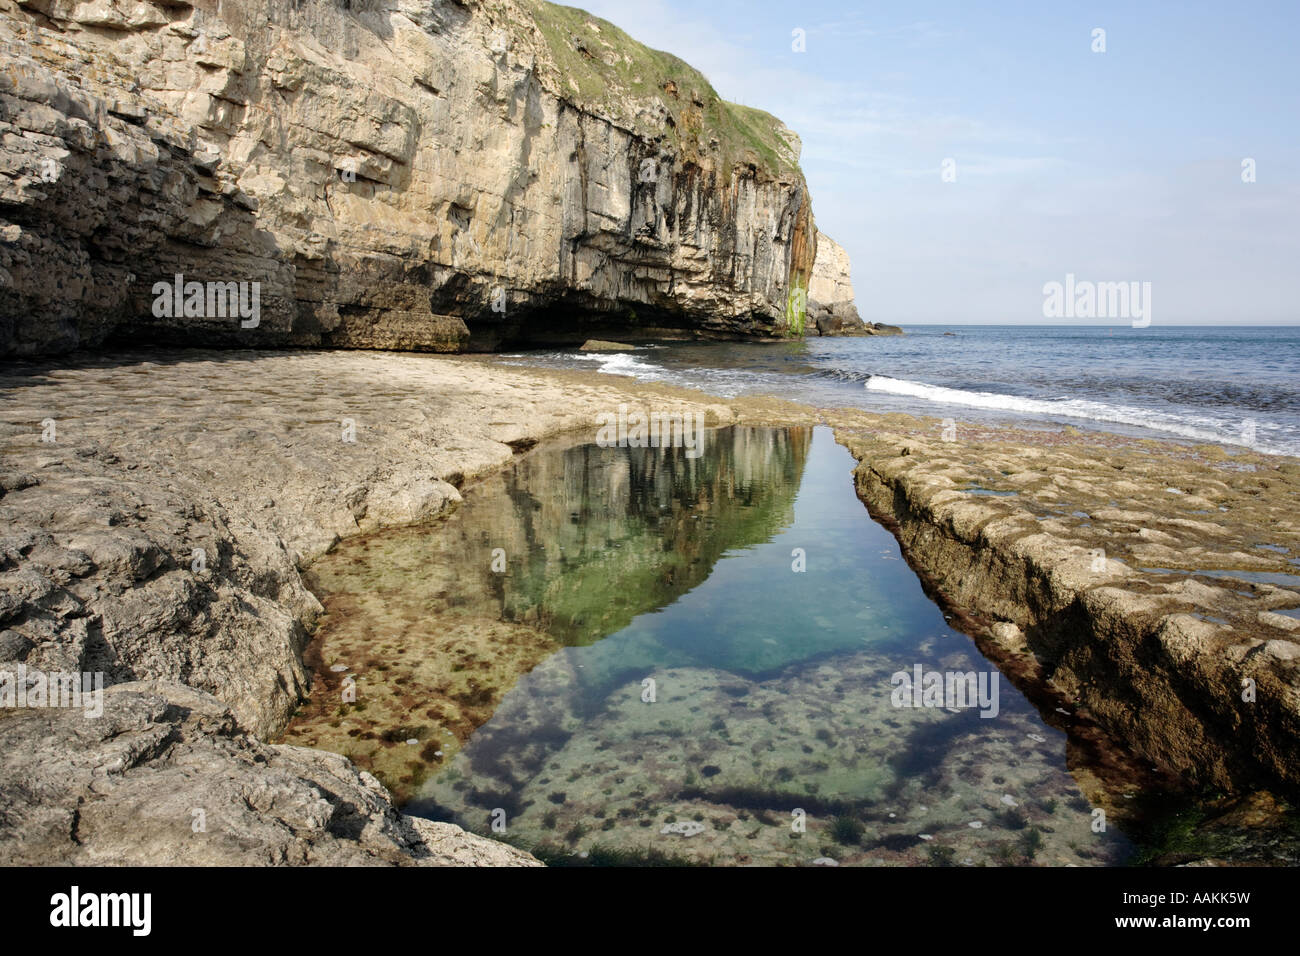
[{"x1": 288, "y1": 425, "x2": 1142, "y2": 864}]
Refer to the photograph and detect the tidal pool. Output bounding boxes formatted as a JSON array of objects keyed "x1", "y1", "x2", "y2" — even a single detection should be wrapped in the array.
[{"x1": 284, "y1": 426, "x2": 1149, "y2": 865}]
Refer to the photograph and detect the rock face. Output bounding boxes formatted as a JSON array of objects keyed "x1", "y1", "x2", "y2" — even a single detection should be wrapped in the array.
[
  {"x1": 808, "y1": 230, "x2": 857, "y2": 319},
  {"x1": 0, "y1": 0, "x2": 819, "y2": 357},
  {"x1": 806, "y1": 229, "x2": 899, "y2": 336},
  {"x1": 0, "y1": 680, "x2": 540, "y2": 865}
]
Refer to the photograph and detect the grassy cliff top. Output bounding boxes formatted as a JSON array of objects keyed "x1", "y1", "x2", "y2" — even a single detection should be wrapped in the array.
[{"x1": 515, "y1": 1, "x2": 800, "y2": 179}]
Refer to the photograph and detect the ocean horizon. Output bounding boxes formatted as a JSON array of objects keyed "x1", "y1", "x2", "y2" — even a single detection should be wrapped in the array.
[{"x1": 501, "y1": 324, "x2": 1300, "y2": 457}]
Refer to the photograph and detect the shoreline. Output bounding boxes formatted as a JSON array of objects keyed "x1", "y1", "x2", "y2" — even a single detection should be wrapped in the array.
[{"x1": 2, "y1": 347, "x2": 1298, "y2": 864}]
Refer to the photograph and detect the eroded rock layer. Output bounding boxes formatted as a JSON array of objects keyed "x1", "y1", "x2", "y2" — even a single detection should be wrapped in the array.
[{"x1": 834, "y1": 419, "x2": 1300, "y2": 796}]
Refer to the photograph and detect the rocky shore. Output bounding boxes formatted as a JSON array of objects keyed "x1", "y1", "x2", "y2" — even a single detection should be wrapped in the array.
[
  {"x1": 836, "y1": 415, "x2": 1300, "y2": 794},
  {"x1": 0, "y1": 0, "x2": 914, "y2": 865},
  {"x1": 0, "y1": 349, "x2": 735, "y2": 864},
  {"x1": 2, "y1": 348, "x2": 1297, "y2": 865}
]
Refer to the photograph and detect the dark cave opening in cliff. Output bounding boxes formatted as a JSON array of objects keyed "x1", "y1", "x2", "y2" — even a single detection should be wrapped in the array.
[{"x1": 463, "y1": 303, "x2": 772, "y2": 352}]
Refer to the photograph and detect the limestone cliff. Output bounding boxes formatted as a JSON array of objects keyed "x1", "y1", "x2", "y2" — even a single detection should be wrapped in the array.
[
  {"x1": 809, "y1": 230, "x2": 855, "y2": 315},
  {"x1": 807, "y1": 228, "x2": 898, "y2": 336},
  {"x1": 0, "y1": 0, "x2": 820, "y2": 356}
]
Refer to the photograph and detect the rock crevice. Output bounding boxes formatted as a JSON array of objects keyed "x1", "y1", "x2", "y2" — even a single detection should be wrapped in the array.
[{"x1": 838, "y1": 425, "x2": 1300, "y2": 795}]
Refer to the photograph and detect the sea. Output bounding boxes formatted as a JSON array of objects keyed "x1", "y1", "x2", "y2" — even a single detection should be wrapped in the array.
[{"x1": 497, "y1": 325, "x2": 1300, "y2": 457}]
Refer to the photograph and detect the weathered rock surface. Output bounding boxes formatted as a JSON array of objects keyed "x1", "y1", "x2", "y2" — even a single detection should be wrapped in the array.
[
  {"x1": 0, "y1": 680, "x2": 539, "y2": 865},
  {"x1": 0, "y1": 350, "x2": 732, "y2": 739},
  {"x1": 833, "y1": 415, "x2": 1300, "y2": 794},
  {"x1": 0, "y1": 349, "x2": 734, "y2": 864},
  {"x1": 0, "y1": 0, "x2": 819, "y2": 357}
]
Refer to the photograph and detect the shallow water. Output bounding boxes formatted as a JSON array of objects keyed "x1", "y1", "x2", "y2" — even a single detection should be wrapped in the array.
[{"x1": 286, "y1": 425, "x2": 1163, "y2": 864}]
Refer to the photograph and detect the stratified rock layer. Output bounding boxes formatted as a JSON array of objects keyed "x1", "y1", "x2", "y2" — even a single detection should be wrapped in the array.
[{"x1": 0, "y1": 0, "x2": 818, "y2": 356}]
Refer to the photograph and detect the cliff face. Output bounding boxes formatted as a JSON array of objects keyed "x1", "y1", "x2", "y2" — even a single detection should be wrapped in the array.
[
  {"x1": 806, "y1": 228, "x2": 897, "y2": 336},
  {"x1": 0, "y1": 0, "x2": 819, "y2": 356},
  {"x1": 809, "y1": 230, "x2": 856, "y2": 313}
]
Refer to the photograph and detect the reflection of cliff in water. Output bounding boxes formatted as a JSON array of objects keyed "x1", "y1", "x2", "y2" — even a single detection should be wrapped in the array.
[
  {"x1": 472, "y1": 425, "x2": 812, "y2": 645},
  {"x1": 280, "y1": 426, "x2": 811, "y2": 802}
]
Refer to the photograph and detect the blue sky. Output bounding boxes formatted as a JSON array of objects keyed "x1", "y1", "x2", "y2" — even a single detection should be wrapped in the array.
[{"x1": 578, "y1": 0, "x2": 1299, "y2": 324}]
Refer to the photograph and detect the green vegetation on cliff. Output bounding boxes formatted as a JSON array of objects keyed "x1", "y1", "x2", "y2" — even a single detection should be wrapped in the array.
[
  {"x1": 786, "y1": 280, "x2": 808, "y2": 336},
  {"x1": 518, "y1": 1, "x2": 800, "y2": 179}
]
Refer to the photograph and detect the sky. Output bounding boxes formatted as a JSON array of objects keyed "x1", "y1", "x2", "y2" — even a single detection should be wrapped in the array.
[{"x1": 575, "y1": 0, "x2": 1299, "y2": 324}]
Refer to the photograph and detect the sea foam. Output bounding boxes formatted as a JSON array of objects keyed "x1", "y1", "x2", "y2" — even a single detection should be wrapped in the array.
[{"x1": 865, "y1": 375, "x2": 1293, "y2": 455}]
